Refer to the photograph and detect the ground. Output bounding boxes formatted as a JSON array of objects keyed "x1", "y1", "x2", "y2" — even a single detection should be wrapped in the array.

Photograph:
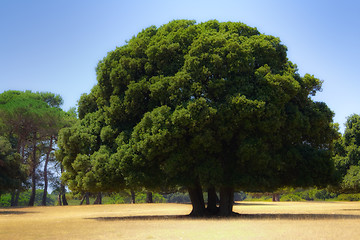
[{"x1": 1, "y1": 202, "x2": 360, "y2": 240}]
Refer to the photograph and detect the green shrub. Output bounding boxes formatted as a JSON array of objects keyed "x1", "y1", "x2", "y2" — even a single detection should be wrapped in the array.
[
  {"x1": 336, "y1": 194, "x2": 360, "y2": 201},
  {"x1": 280, "y1": 194, "x2": 303, "y2": 201},
  {"x1": 0, "y1": 194, "x2": 11, "y2": 207},
  {"x1": 164, "y1": 192, "x2": 191, "y2": 203}
]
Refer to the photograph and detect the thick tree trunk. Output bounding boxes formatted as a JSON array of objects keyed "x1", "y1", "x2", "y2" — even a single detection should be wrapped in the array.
[
  {"x1": 272, "y1": 193, "x2": 280, "y2": 202},
  {"x1": 219, "y1": 186, "x2": 234, "y2": 216},
  {"x1": 131, "y1": 190, "x2": 136, "y2": 204},
  {"x1": 146, "y1": 192, "x2": 153, "y2": 203},
  {"x1": 93, "y1": 192, "x2": 102, "y2": 204},
  {"x1": 188, "y1": 183, "x2": 206, "y2": 217},
  {"x1": 58, "y1": 192, "x2": 62, "y2": 206},
  {"x1": 41, "y1": 136, "x2": 54, "y2": 206},
  {"x1": 207, "y1": 186, "x2": 219, "y2": 215}
]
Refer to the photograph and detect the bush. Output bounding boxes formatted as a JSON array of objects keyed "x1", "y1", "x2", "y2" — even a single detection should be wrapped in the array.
[
  {"x1": 164, "y1": 192, "x2": 191, "y2": 203},
  {"x1": 0, "y1": 194, "x2": 11, "y2": 207},
  {"x1": 296, "y1": 188, "x2": 337, "y2": 201},
  {"x1": 135, "y1": 193, "x2": 166, "y2": 203},
  {"x1": 336, "y1": 194, "x2": 360, "y2": 201},
  {"x1": 108, "y1": 193, "x2": 127, "y2": 204},
  {"x1": 280, "y1": 194, "x2": 303, "y2": 201}
]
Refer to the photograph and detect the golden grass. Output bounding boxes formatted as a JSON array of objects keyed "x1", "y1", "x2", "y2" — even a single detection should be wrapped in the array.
[{"x1": 1, "y1": 201, "x2": 360, "y2": 240}]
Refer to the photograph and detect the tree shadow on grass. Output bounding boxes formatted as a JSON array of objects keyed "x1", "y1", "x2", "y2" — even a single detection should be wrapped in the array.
[
  {"x1": 0, "y1": 211, "x2": 31, "y2": 215},
  {"x1": 88, "y1": 213, "x2": 360, "y2": 221}
]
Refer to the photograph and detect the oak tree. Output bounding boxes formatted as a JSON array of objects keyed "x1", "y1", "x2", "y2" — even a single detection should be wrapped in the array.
[{"x1": 60, "y1": 20, "x2": 338, "y2": 216}]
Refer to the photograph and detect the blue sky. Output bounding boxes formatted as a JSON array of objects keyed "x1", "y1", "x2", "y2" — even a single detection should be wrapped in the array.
[{"x1": 1, "y1": 0, "x2": 359, "y2": 132}]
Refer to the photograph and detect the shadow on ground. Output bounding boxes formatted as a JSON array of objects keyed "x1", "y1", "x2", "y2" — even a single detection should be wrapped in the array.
[
  {"x1": 0, "y1": 211, "x2": 32, "y2": 215},
  {"x1": 88, "y1": 213, "x2": 360, "y2": 221}
]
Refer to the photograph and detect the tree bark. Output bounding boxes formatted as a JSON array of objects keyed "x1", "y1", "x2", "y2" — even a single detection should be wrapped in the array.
[
  {"x1": 272, "y1": 193, "x2": 280, "y2": 202},
  {"x1": 28, "y1": 166, "x2": 37, "y2": 206},
  {"x1": 130, "y1": 190, "x2": 136, "y2": 204},
  {"x1": 93, "y1": 192, "x2": 102, "y2": 204},
  {"x1": 207, "y1": 186, "x2": 219, "y2": 215},
  {"x1": 146, "y1": 192, "x2": 153, "y2": 203},
  {"x1": 61, "y1": 186, "x2": 68, "y2": 205},
  {"x1": 14, "y1": 190, "x2": 20, "y2": 206},
  {"x1": 58, "y1": 192, "x2": 62, "y2": 206},
  {"x1": 41, "y1": 136, "x2": 54, "y2": 206},
  {"x1": 188, "y1": 183, "x2": 206, "y2": 217},
  {"x1": 60, "y1": 164, "x2": 68, "y2": 205},
  {"x1": 80, "y1": 192, "x2": 90, "y2": 205},
  {"x1": 219, "y1": 186, "x2": 234, "y2": 216},
  {"x1": 28, "y1": 138, "x2": 38, "y2": 206},
  {"x1": 11, "y1": 191, "x2": 16, "y2": 207}
]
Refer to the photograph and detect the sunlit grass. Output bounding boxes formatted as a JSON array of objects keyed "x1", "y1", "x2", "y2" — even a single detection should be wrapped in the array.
[{"x1": 1, "y1": 202, "x2": 360, "y2": 240}]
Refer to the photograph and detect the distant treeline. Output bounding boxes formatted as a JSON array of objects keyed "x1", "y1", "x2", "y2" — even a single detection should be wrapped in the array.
[{"x1": 2, "y1": 189, "x2": 360, "y2": 207}]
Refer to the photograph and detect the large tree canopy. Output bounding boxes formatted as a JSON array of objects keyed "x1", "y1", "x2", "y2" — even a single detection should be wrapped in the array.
[{"x1": 59, "y1": 20, "x2": 338, "y2": 216}]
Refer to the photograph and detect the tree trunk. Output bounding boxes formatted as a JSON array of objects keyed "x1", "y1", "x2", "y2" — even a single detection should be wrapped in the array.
[
  {"x1": 94, "y1": 192, "x2": 102, "y2": 204},
  {"x1": 28, "y1": 140, "x2": 37, "y2": 206},
  {"x1": 219, "y1": 186, "x2": 234, "y2": 216},
  {"x1": 11, "y1": 191, "x2": 16, "y2": 207},
  {"x1": 41, "y1": 136, "x2": 54, "y2": 206},
  {"x1": 14, "y1": 190, "x2": 20, "y2": 206},
  {"x1": 188, "y1": 183, "x2": 206, "y2": 217},
  {"x1": 41, "y1": 164, "x2": 48, "y2": 206},
  {"x1": 272, "y1": 193, "x2": 280, "y2": 202},
  {"x1": 61, "y1": 186, "x2": 68, "y2": 206},
  {"x1": 207, "y1": 186, "x2": 219, "y2": 215},
  {"x1": 130, "y1": 190, "x2": 136, "y2": 204},
  {"x1": 80, "y1": 192, "x2": 90, "y2": 205},
  {"x1": 28, "y1": 169, "x2": 36, "y2": 206},
  {"x1": 60, "y1": 164, "x2": 68, "y2": 205},
  {"x1": 146, "y1": 192, "x2": 153, "y2": 203},
  {"x1": 58, "y1": 192, "x2": 62, "y2": 206},
  {"x1": 85, "y1": 193, "x2": 90, "y2": 205}
]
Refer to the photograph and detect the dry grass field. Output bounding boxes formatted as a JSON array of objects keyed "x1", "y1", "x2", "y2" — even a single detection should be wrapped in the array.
[{"x1": 1, "y1": 201, "x2": 360, "y2": 240}]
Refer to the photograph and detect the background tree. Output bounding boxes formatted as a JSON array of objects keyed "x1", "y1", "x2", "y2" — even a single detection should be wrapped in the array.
[
  {"x1": 59, "y1": 20, "x2": 338, "y2": 216},
  {"x1": 334, "y1": 114, "x2": 360, "y2": 192},
  {"x1": 0, "y1": 136, "x2": 27, "y2": 195},
  {"x1": 0, "y1": 90, "x2": 66, "y2": 206}
]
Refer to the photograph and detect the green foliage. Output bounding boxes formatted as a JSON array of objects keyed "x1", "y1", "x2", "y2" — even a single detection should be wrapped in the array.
[
  {"x1": 334, "y1": 114, "x2": 360, "y2": 192},
  {"x1": 164, "y1": 192, "x2": 191, "y2": 203},
  {"x1": 135, "y1": 193, "x2": 167, "y2": 203},
  {"x1": 336, "y1": 193, "x2": 360, "y2": 201},
  {"x1": 0, "y1": 136, "x2": 27, "y2": 192},
  {"x1": 59, "y1": 20, "x2": 338, "y2": 202},
  {"x1": 0, "y1": 90, "x2": 63, "y2": 194},
  {"x1": 0, "y1": 190, "x2": 56, "y2": 207},
  {"x1": 107, "y1": 192, "x2": 166, "y2": 204},
  {"x1": 0, "y1": 194, "x2": 11, "y2": 207},
  {"x1": 280, "y1": 194, "x2": 303, "y2": 201}
]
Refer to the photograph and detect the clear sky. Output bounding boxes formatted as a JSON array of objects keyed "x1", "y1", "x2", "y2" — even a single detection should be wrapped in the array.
[{"x1": 1, "y1": 0, "x2": 359, "y2": 132}]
